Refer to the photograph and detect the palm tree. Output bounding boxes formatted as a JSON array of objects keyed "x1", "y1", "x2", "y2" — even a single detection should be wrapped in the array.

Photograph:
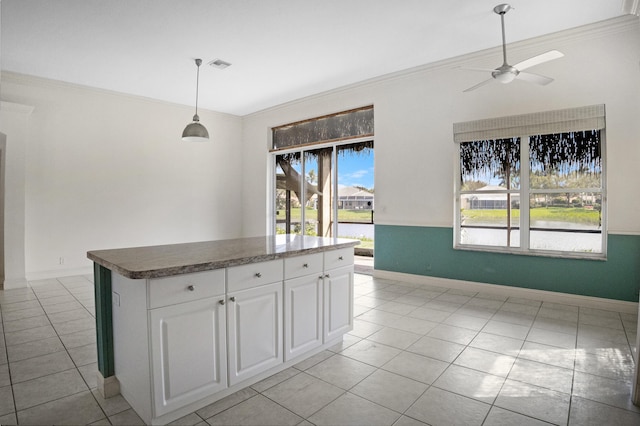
[{"x1": 306, "y1": 169, "x2": 317, "y2": 185}]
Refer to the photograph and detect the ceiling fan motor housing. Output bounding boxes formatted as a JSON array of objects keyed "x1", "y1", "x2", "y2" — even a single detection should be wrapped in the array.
[
  {"x1": 492, "y1": 64, "x2": 519, "y2": 83},
  {"x1": 461, "y1": 3, "x2": 562, "y2": 92}
]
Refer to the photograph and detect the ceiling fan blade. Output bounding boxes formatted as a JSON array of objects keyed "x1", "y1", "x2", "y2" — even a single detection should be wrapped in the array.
[
  {"x1": 463, "y1": 78, "x2": 496, "y2": 92},
  {"x1": 513, "y1": 50, "x2": 564, "y2": 71},
  {"x1": 516, "y1": 71, "x2": 554, "y2": 86}
]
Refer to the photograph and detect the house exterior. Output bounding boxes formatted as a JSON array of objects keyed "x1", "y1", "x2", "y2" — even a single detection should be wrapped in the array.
[
  {"x1": 338, "y1": 186, "x2": 374, "y2": 210},
  {"x1": 461, "y1": 185, "x2": 520, "y2": 210}
]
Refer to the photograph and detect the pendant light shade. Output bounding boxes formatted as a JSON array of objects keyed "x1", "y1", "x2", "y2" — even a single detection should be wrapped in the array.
[
  {"x1": 182, "y1": 116, "x2": 209, "y2": 141},
  {"x1": 182, "y1": 58, "x2": 209, "y2": 142}
]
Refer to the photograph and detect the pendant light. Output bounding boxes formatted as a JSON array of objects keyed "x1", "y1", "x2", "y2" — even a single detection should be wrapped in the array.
[{"x1": 182, "y1": 58, "x2": 209, "y2": 142}]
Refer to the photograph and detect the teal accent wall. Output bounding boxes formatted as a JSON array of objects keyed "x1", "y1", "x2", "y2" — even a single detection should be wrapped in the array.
[{"x1": 375, "y1": 225, "x2": 640, "y2": 302}]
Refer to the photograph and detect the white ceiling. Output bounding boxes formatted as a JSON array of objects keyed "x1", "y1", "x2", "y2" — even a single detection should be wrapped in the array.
[{"x1": 1, "y1": 1, "x2": 630, "y2": 116}]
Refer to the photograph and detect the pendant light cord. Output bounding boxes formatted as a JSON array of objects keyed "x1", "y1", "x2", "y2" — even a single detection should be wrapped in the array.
[{"x1": 194, "y1": 58, "x2": 202, "y2": 118}]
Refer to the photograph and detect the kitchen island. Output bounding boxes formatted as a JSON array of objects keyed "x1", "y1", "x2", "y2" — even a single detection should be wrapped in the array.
[{"x1": 87, "y1": 234, "x2": 358, "y2": 425}]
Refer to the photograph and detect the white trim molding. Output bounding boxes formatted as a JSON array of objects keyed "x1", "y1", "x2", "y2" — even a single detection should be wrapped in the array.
[
  {"x1": 246, "y1": 15, "x2": 640, "y2": 121},
  {"x1": 4, "y1": 277, "x2": 29, "y2": 290},
  {"x1": 373, "y1": 269, "x2": 638, "y2": 314},
  {"x1": 26, "y1": 266, "x2": 94, "y2": 283},
  {"x1": 0, "y1": 101, "x2": 35, "y2": 115},
  {"x1": 623, "y1": 0, "x2": 640, "y2": 16}
]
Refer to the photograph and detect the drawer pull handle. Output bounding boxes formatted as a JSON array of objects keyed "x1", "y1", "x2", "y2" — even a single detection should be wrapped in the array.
[
  {"x1": 187, "y1": 285, "x2": 195, "y2": 292},
  {"x1": 230, "y1": 297, "x2": 236, "y2": 302},
  {"x1": 255, "y1": 272, "x2": 262, "y2": 278},
  {"x1": 303, "y1": 263, "x2": 309, "y2": 268},
  {"x1": 325, "y1": 274, "x2": 330, "y2": 278},
  {"x1": 319, "y1": 275, "x2": 324, "y2": 280},
  {"x1": 338, "y1": 256, "x2": 344, "y2": 260},
  {"x1": 219, "y1": 299, "x2": 225, "y2": 305}
]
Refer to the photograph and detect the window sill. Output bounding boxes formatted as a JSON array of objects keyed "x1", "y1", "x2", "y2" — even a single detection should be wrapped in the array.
[{"x1": 453, "y1": 244, "x2": 607, "y2": 261}]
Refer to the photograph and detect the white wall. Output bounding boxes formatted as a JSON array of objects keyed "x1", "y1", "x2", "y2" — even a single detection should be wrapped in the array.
[
  {"x1": 0, "y1": 102, "x2": 33, "y2": 287},
  {"x1": 1, "y1": 74, "x2": 243, "y2": 281},
  {"x1": 241, "y1": 16, "x2": 640, "y2": 237},
  {"x1": 2, "y1": 16, "x2": 638, "y2": 283}
]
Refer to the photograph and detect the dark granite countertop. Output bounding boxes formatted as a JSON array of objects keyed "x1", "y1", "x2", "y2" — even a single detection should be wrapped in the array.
[{"x1": 87, "y1": 235, "x2": 359, "y2": 279}]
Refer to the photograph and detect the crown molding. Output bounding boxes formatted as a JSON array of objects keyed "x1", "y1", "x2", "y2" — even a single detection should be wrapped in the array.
[
  {"x1": 389, "y1": 15, "x2": 640, "y2": 77},
  {"x1": 1, "y1": 71, "x2": 240, "y2": 119},
  {"x1": 3, "y1": 15, "x2": 637, "y2": 120},
  {"x1": 0, "y1": 101, "x2": 35, "y2": 115},
  {"x1": 247, "y1": 15, "x2": 640, "y2": 119},
  {"x1": 623, "y1": 0, "x2": 640, "y2": 16}
]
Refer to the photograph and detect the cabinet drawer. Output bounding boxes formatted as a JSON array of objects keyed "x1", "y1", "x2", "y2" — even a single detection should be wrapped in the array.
[
  {"x1": 227, "y1": 259, "x2": 283, "y2": 292},
  {"x1": 148, "y1": 269, "x2": 225, "y2": 309},
  {"x1": 284, "y1": 253, "x2": 323, "y2": 280},
  {"x1": 324, "y1": 248, "x2": 354, "y2": 270}
]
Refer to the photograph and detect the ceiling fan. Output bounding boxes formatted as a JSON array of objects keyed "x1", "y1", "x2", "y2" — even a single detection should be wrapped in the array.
[{"x1": 463, "y1": 4, "x2": 564, "y2": 92}]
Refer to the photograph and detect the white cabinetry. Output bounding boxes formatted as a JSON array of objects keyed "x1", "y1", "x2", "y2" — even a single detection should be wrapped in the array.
[
  {"x1": 227, "y1": 261, "x2": 283, "y2": 386},
  {"x1": 323, "y1": 248, "x2": 355, "y2": 341},
  {"x1": 149, "y1": 297, "x2": 227, "y2": 416},
  {"x1": 111, "y1": 246, "x2": 355, "y2": 425},
  {"x1": 148, "y1": 270, "x2": 227, "y2": 417},
  {"x1": 284, "y1": 253, "x2": 323, "y2": 361}
]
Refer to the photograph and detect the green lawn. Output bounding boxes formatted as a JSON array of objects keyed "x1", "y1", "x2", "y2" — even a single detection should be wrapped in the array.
[
  {"x1": 462, "y1": 207, "x2": 600, "y2": 225},
  {"x1": 340, "y1": 236, "x2": 374, "y2": 249},
  {"x1": 275, "y1": 208, "x2": 374, "y2": 248},
  {"x1": 276, "y1": 208, "x2": 374, "y2": 223}
]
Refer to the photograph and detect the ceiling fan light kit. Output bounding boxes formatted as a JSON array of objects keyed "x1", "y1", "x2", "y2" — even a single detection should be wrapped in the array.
[{"x1": 463, "y1": 3, "x2": 564, "y2": 92}]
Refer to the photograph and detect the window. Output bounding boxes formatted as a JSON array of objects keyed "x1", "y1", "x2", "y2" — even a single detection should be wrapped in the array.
[
  {"x1": 454, "y1": 105, "x2": 605, "y2": 258},
  {"x1": 271, "y1": 107, "x2": 374, "y2": 247}
]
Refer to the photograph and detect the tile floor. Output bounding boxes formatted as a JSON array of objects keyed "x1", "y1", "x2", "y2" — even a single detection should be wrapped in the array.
[{"x1": 0, "y1": 272, "x2": 638, "y2": 425}]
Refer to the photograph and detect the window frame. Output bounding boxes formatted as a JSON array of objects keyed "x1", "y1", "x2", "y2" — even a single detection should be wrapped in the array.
[
  {"x1": 453, "y1": 109, "x2": 607, "y2": 260},
  {"x1": 268, "y1": 136, "x2": 374, "y2": 236}
]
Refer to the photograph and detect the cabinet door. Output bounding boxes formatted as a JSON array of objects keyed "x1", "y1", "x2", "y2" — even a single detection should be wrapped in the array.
[
  {"x1": 149, "y1": 297, "x2": 227, "y2": 417},
  {"x1": 227, "y1": 282, "x2": 283, "y2": 386},
  {"x1": 284, "y1": 274, "x2": 323, "y2": 361},
  {"x1": 323, "y1": 265, "x2": 354, "y2": 342}
]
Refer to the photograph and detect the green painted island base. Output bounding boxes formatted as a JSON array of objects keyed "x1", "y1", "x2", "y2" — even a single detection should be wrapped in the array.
[{"x1": 93, "y1": 264, "x2": 119, "y2": 398}]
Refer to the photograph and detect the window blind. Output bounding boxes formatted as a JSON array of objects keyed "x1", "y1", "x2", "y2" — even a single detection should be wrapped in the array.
[
  {"x1": 453, "y1": 104, "x2": 605, "y2": 143},
  {"x1": 272, "y1": 106, "x2": 374, "y2": 150}
]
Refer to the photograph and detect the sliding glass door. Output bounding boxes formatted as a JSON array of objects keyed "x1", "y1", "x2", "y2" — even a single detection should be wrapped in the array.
[{"x1": 274, "y1": 141, "x2": 373, "y2": 246}]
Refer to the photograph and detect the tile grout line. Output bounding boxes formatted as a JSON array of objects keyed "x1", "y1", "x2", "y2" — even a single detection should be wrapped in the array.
[
  {"x1": 55, "y1": 278, "x2": 117, "y2": 424},
  {"x1": 0, "y1": 300, "x2": 19, "y2": 424},
  {"x1": 414, "y1": 290, "x2": 511, "y2": 426},
  {"x1": 350, "y1": 283, "x2": 471, "y2": 424},
  {"x1": 2, "y1": 273, "x2": 637, "y2": 425},
  {"x1": 412, "y1": 280, "x2": 639, "y2": 419},
  {"x1": 356, "y1": 281, "x2": 592, "y2": 425},
  {"x1": 8, "y1": 279, "x2": 111, "y2": 424}
]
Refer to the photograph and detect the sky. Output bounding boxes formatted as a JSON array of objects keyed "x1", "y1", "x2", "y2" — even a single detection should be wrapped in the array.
[
  {"x1": 337, "y1": 150, "x2": 374, "y2": 189},
  {"x1": 294, "y1": 148, "x2": 374, "y2": 190}
]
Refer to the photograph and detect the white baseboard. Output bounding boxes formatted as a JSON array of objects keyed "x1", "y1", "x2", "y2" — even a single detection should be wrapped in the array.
[
  {"x1": 373, "y1": 269, "x2": 639, "y2": 314},
  {"x1": 3, "y1": 277, "x2": 28, "y2": 289},
  {"x1": 26, "y1": 266, "x2": 94, "y2": 282}
]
